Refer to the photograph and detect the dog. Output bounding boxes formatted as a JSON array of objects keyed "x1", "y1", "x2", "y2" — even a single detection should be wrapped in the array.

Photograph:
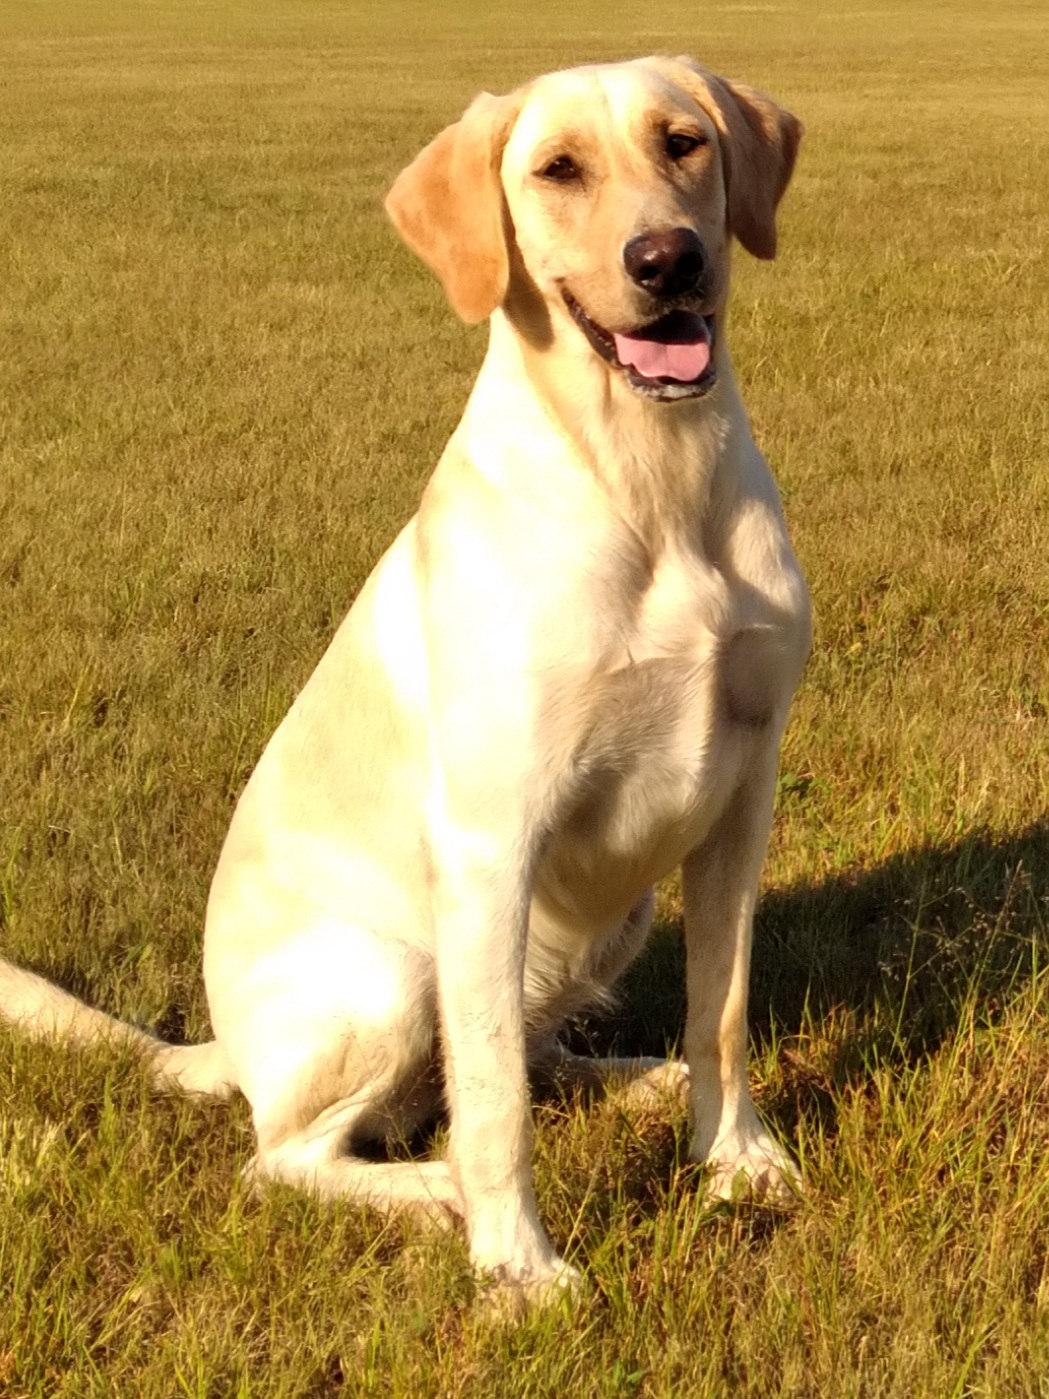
[{"x1": 1, "y1": 56, "x2": 808, "y2": 1305}]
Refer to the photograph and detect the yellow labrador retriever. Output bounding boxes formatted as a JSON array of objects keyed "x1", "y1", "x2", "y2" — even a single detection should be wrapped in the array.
[{"x1": 1, "y1": 56, "x2": 808, "y2": 1303}]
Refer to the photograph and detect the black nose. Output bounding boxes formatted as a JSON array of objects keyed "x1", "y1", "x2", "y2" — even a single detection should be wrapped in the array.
[{"x1": 623, "y1": 227, "x2": 707, "y2": 299}]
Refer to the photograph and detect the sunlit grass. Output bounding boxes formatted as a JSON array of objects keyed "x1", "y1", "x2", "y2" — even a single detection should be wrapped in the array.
[{"x1": 2, "y1": 0, "x2": 1049, "y2": 1393}]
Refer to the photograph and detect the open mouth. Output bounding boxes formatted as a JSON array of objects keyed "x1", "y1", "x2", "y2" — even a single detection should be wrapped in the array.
[{"x1": 563, "y1": 291, "x2": 717, "y2": 402}]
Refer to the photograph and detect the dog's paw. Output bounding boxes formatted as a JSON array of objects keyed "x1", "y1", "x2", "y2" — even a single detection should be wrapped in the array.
[
  {"x1": 478, "y1": 1256, "x2": 585, "y2": 1319},
  {"x1": 697, "y1": 1132, "x2": 801, "y2": 1205},
  {"x1": 402, "y1": 1182, "x2": 465, "y2": 1232},
  {"x1": 615, "y1": 1058, "x2": 690, "y2": 1110}
]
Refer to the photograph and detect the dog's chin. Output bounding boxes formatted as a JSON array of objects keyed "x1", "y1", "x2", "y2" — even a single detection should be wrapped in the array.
[{"x1": 562, "y1": 290, "x2": 717, "y2": 403}]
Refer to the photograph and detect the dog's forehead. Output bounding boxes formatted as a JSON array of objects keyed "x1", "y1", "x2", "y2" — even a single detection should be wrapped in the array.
[{"x1": 503, "y1": 61, "x2": 710, "y2": 169}]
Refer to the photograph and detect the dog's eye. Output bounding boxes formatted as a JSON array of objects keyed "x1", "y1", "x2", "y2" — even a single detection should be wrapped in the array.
[
  {"x1": 666, "y1": 132, "x2": 706, "y2": 161},
  {"x1": 540, "y1": 155, "x2": 581, "y2": 183}
]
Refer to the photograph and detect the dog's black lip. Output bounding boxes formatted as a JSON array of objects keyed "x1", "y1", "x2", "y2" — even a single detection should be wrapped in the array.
[
  {"x1": 562, "y1": 290, "x2": 717, "y2": 400},
  {"x1": 564, "y1": 290, "x2": 620, "y2": 365}
]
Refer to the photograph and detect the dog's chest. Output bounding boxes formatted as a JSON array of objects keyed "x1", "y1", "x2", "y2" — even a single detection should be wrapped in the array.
[{"x1": 543, "y1": 549, "x2": 781, "y2": 899}]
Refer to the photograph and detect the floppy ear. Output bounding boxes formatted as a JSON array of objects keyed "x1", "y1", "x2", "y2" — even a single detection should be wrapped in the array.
[
  {"x1": 385, "y1": 92, "x2": 520, "y2": 323},
  {"x1": 673, "y1": 59, "x2": 802, "y2": 260}
]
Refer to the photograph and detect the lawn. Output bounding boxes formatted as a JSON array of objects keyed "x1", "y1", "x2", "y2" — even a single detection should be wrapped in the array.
[{"x1": 2, "y1": 0, "x2": 1049, "y2": 1394}]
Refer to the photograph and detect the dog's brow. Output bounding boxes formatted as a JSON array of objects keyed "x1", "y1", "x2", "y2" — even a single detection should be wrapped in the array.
[{"x1": 644, "y1": 97, "x2": 705, "y2": 133}]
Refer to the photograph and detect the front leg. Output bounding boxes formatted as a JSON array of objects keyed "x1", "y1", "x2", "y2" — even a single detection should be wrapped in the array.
[
  {"x1": 416, "y1": 487, "x2": 598, "y2": 1301},
  {"x1": 682, "y1": 752, "x2": 800, "y2": 1202},
  {"x1": 430, "y1": 820, "x2": 581, "y2": 1303}
]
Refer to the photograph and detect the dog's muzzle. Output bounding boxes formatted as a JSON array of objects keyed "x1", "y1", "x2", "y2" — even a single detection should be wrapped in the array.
[{"x1": 564, "y1": 290, "x2": 717, "y2": 403}]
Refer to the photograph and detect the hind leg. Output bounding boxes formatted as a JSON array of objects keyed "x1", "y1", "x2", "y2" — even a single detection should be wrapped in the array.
[
  {"x1": 220, "y1": 926, "x2": 458, "y2": 1221},
  {"x1": 251, "y1": 1093, "x2": 462, "y2": 1226},
  {"x1": 532, "y1": 1041, "x2": 690, "y2": 1108},
  {"x1": 246, "y1": 1007, "x2": 460, "y2": 1225},
  {"x1": 530, "y1": 892, "x2": 686, "y2": 1107}
]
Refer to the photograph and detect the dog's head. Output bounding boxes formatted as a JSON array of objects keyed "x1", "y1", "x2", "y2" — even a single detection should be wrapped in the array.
[{"x1": 386, "y1": 58, "x2": 801, "y2": 404}]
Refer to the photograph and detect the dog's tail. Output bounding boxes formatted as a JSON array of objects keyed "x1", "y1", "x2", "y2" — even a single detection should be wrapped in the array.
[{"x1": 0, "y1": 956, "x2": 236, "y2": 1099}]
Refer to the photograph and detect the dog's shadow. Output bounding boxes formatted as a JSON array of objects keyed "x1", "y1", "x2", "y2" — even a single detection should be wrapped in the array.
[{"x1": 574, "y1": 816, "x2": 1049, "y2": 1137}]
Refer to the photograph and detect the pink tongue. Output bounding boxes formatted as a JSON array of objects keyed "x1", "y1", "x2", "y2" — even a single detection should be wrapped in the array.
[{"x1": 613, "y1": 324, "x2": 711, "y2": 382}]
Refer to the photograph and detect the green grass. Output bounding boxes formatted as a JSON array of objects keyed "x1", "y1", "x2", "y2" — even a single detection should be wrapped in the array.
[{"x1": 3, "y1": 0, "x2": 1049, "y2": 1392}]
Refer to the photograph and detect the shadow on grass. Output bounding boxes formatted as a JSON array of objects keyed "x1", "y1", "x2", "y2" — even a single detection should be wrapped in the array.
[
  {"x1": 578, "y1": 817, "x2": 1049, "y2": 1081},
  {"x1": 299, "y1": 820, "x2": 1049, "y2": 1169}
]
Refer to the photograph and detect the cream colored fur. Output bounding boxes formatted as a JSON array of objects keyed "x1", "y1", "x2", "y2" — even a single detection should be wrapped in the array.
[{"x1": 1, "y1": 57, "x2": 809, "y2": 1305}]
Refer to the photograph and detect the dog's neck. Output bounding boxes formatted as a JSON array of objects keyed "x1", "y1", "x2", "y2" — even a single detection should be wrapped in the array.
[{"x1": 468, "y1": 306, "x2": 746, "y2": 556}]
